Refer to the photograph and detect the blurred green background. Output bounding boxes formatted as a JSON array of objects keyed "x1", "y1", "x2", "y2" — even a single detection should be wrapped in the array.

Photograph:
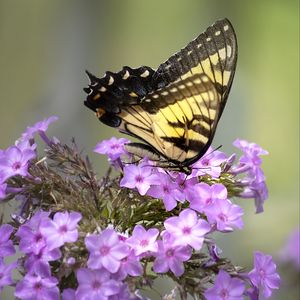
[{"x1": 0, "y1": 0, "x2": 299, "y2": 299}]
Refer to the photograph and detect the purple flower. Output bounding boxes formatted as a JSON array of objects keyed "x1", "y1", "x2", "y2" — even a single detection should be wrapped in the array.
[
  {"x1": 62, "y1": 288, "x2": 76, "y2": 300},
  {"x1": 0, "y1": 259, "x2": 17, "y2": 293},
  {"x1": 16, "y1": 211, "x2": 50, "y2": 256},
  {"x1": 205, "y1": 199, "x2": 244, "y2": 231},
  {"x1": 189, "y1": 183, "x2": 227, "y2": 214},
  {"x1": 0, "y1": 146, "x2": 36, "y2": 182},
  {"x1": 233, "y1": 139, "x2": 268, "y2": 167},
  {"x1": 24, "y1": 246, "x2": 61, "y2": 272},
  {"x1": 126, "y1": 225, "x2": 159, "y2": 256},
  {"x1": 153, "y1": 236, "x2": 192, "y2": 276},
  {"x1": 40, "y1": 211, "x2": 82, "y2": 250},
  {"x1": 15, "y1": 261, "x2": 59, "y2": 300},
  {"x1": 248, "y1": 251, "x2": 280, "y2": 298},
  {"x1": 109, "y1": 282, "x2": 132, "y2": 300},
  {"x1": 0, "y1": 183, "x2": 7, "y2": 199},
  {"x1": 15, "y1": 138, "x2": 37, "y2": 152},
  {"x1": 0, "y1": 224, "x2": 16, "y2": 257},
  {"x1": 113, "y1": 250, "x2": 143, "y2": 280},
  {"x1": 175, "y1": 175, "x2": 198, "y2": 202},
  {"x1": 280, "y1": 227, "x2": 300, "y2": 270},
  {"x1": 204, "y1": 269, "x2": 245, "y2": 300},
  {"x1": 192, "y1": 147, "x2": 227, "y2": 178},
  {"x1": 164, "y1": 209, "x2": 211, "y2": 250},
  {"x1": 76, "y1": 268, "x2": 120, "y2": 300},
  {"x1": 21, "y1": 116, "x2": 59, "y2": 140},
  {"x1": 245, "y1": 286, "x2": 259, "y2": 300},
  {"x1": 94, "y1": 137, "x2": 129, "y2": 161},
  {"x1": 147, "y1": 172, "x2": 183, "y2": 211},
  {"x1": 85, "y1": 228, "x2": 130, "y2": 273},
  {"x1": 120, "y1": 163, "x2": 158, "y2": 196}
]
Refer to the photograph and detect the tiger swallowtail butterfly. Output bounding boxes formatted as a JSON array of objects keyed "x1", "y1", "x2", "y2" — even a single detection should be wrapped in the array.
[{"x1": 84, "y1": 18, "x2": 237, "y2": 173}]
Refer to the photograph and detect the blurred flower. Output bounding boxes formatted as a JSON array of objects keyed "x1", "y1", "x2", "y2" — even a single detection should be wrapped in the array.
[
  {"x1": 189, "y1": 183, "x2": 227, "y2": 214},
  {"x1": 0, "y1": 224, "x2": 15, "y2": 257},
  {"x1": 153, "y1": 237, "x2": 192, "y2": 276},
  {"x1": 0, "y1": 259, "x2": 17, "y2": 294},
  {"x1": 164, "y1": 209, "x2": 210, "y2": 250},
  {"x1": 280, "y1": 227, "x2": 300, "y2": 270},
  {"x1": 147, "y1": 171, "x2": 183, "y2": 211},
  {"x1": 120, "y1": 163, "x2": 158, "y2": 195},
  {"x1": 205, "y1": 199, "x2": 244, "y2": 231},
  {"x1": 76, "y1": 268, "x2": 120, "y2": 300},
  {"x1": 204, "y1": 269, "x2": 245, "y2": 300},
  {"x1": 126, "y1": 224, "x2": 159, "y2": 256},
  {"x1": 248, "y1": 251, "x2": 280, "y2": 298},
  {"x1": 15, "y1": 261, "x2": 59, "y2": 300},
  {"x1": 94, "y1": 137, "x2": 129, "y2": 161},
  {"x1": 0, "y1": 145, "x2": 36, "y2": 182},
  {"x1": 40, "y1": 211, "x2": 82, "y2": 250},
  {"x1": 85, "y1": 228, "x2": 130, "y2": 273}
]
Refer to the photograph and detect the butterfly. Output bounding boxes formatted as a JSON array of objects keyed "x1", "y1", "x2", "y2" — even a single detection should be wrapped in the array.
[{"x1": 84, "y1": 18, "x2": 237, "y2": 174}]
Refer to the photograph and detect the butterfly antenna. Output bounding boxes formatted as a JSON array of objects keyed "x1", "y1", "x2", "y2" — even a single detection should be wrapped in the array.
[{"x1": 85, "y1": 70, "x2": 98, "y2": 85}]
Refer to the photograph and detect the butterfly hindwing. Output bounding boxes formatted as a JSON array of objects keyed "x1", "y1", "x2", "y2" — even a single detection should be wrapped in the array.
[{"x1": 112, "y1": 73, "x2": 220, "y2": 165}]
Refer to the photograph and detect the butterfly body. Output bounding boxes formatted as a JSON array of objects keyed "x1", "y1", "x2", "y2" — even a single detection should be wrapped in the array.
[{"x1": 84, "y1": 18, "x2": 237, "y2": 173}]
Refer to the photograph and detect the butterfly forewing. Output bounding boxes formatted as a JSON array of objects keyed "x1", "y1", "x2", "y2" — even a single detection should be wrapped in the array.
[{"x1": 152, "y1": 18, "x2": 237, "y2": 115}]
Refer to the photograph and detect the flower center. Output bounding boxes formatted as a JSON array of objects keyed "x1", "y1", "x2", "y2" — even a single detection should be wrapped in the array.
[
  {"x1": 12, "y1": 161, "x2": 21, "y2": 170},
  {"x1": 166, "y1": 249, "x2": 174, "y2": 257},
  {"x1": 118, "y1": 235, "x2": 127, "y2": 242},
  {"x1": 205, "y1": 197, "x2": 212, "y2": 205},
  {"x1": 182, "y1": 227, "x2": 191, "y2": 235},
  {"x1": 111, "y1": 144, "x2": 120, "y2": 150},
  {"x1": 100, "y1": 246, "x2": 110, "y2": 256},
  {"x1": 163, "y1": 185, "x2": 170, "y2": 194},
  {"x1": 220, "y1": 288, "x2": 229, "y2": 299},
  {"x1": 34, "y1": 282, "x2": 43, "y2": 291},
  {"x1": 135, "y1": 175, "x2": 144, "y2": 183},
  {"x1": 92, "y1": 280, "x2": 101, "y2": 290},
  {"x1": 59, "y1": 225, "x2": 68, "y2": 234},
  {"x1": 259, "y1": 268, "x2": 266, "y2": 279},
  {"x1": 202, "y1": 159, "x2": 209, "y2": 166},
  {"x1": 35, "y1": 233, "x2": 44, "y2": 243},
  {"x1": 140, "y1": 239, "x2": 149, "y2": 247},
  {"x1": 121, "y1": 256, "x2": 128, "y2": 263},
  {"x1": 218, "y1": 213, "x2": 228, "y2": 222}
]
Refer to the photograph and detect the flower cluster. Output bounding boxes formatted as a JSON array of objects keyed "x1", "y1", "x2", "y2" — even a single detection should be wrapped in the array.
[
  {"x1": 0, "y1": 117, "x2": 281, "y2": 299},
  {"x1": 0, "y1": 116, "x2": 58, "y2": 201}
]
